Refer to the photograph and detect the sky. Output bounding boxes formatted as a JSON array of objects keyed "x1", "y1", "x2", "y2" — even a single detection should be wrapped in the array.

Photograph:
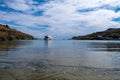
[{"x1": 0, "y1": 0, "x2": 120, "y2": 39}]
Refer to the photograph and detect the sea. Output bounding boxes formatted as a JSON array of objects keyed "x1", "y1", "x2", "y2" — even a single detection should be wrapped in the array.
[{"x1": 0, "y1": 40, "x2": 120, "y2": 80}]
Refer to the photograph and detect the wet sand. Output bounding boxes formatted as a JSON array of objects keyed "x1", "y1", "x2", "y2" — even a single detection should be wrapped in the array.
[{"x1": 0, "y1": 60, "x2": 120, "y2": 80}]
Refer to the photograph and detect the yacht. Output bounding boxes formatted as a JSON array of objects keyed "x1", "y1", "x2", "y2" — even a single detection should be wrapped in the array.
[{"x1": 44, "y1": 35, "x2": 52, "y2": 40}]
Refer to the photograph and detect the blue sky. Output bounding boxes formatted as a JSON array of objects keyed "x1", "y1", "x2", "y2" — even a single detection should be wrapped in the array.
[{"x1": 0, "y1": 0, "x2": 120, "y2": 39}]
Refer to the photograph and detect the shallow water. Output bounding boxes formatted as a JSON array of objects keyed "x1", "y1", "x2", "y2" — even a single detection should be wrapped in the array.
[{"x1": 0, "y1": 40, "x2": 120, "y2": 80}]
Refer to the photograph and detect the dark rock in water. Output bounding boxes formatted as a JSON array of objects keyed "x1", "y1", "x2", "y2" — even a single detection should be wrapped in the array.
[
  {"x1": 71, "y1": 28, "x2": 120, "y2": 40},
  {"x1": 0, "y1": 24, "x2": 35, "y2": 41}
]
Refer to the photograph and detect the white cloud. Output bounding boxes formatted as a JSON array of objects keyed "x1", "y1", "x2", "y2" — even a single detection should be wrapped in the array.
[
  {"x1": 1, "y1": 0, "x2": 120, "y2": 39},
  {"x1": 39, "y1": 0, "x2": 120, "y2": 36},
  {"x1": 3, "y1": 0, "x2": 33, "y2": 11}
]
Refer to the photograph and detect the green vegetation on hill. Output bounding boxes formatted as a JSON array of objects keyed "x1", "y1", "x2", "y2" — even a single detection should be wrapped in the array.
[
  {"x1": 0, "y1": 24, "x2": 35, "y2": 41},
  {"x1": 72, "y1": 28, "x2": 120, "y2": 40}
]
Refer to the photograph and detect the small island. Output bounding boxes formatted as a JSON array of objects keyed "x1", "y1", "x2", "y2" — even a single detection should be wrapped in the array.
[
  {"x1": 0, "y1": 24, "x2": 35, "y2": 41},
  {"x1": 72, "y1": 28, "x2": 120, "y2": 40}
]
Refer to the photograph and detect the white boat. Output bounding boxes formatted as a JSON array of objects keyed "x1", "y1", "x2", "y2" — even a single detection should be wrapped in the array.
[{"x1": 44, "y1": 35, "x2": 52, "y2": 40}]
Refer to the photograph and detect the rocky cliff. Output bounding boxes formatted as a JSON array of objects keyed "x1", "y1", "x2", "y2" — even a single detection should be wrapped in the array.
[{"x1": 0, "y1": 24, "x2": 35, "y2": 41}]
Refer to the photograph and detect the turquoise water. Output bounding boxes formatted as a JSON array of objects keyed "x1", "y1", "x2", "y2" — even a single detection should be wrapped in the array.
[{"x1": 0, "y1": 40, "x2": 120, "y2": 80}]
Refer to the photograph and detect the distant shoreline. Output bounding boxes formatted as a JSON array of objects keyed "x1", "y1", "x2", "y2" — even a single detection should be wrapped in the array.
[{"x1": 71, "y1": 28, "x2": 120, "y2": 40}]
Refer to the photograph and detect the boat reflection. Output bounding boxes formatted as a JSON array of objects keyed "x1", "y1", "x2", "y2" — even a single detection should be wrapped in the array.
[{"x1": 44, "y1": 40, "x2": 52, "y2": 48}]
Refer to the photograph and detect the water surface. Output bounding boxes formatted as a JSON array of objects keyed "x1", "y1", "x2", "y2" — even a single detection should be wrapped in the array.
[{"x1": 0, "y1": 40, "x2": 120, "y2": 80}]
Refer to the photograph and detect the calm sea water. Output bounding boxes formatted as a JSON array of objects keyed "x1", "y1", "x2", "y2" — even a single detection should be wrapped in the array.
[{"x1": 0, "y1": 40, "x2": 120, "y2": 80}]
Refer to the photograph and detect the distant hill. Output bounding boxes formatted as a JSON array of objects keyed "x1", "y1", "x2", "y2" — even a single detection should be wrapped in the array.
[
  {"x1": 72, "y1": 28, "x2": 120, "y2": 40},
  {"x1": 0, "y1": 24, "x2": 35, "y2": 41}
]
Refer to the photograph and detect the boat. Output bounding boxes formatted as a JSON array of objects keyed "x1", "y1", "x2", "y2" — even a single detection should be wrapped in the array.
[{"x1": 44, "y1": 35, "x2": 52, "y2": 40}]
